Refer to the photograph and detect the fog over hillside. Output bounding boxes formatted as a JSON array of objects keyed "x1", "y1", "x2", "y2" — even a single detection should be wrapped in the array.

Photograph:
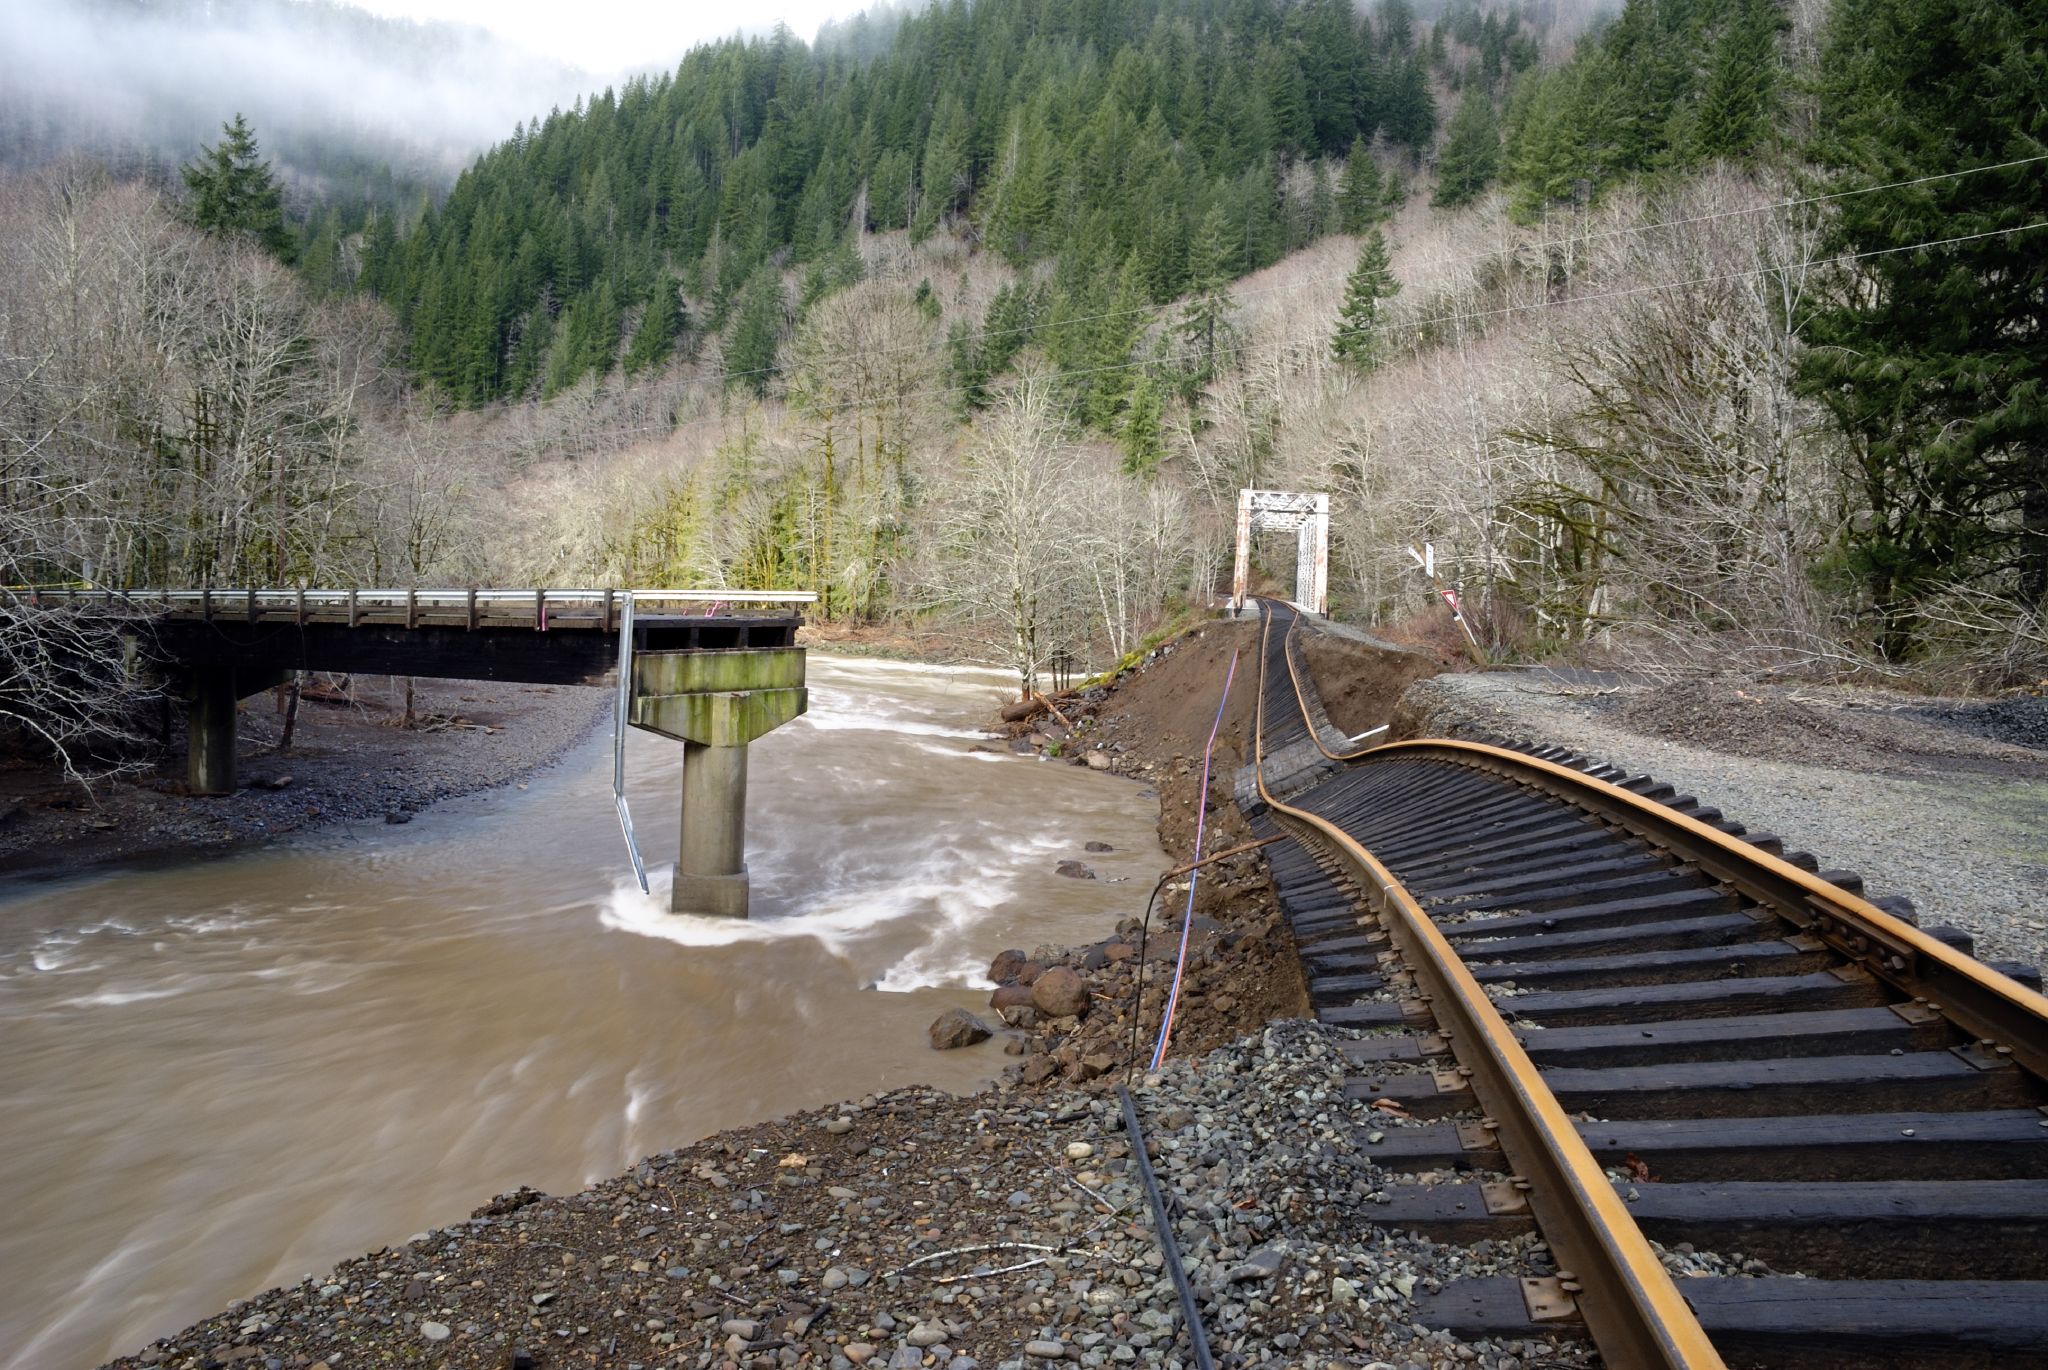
[{"x1": 1, "y1": 0, "x2": 597, "y2": 188}]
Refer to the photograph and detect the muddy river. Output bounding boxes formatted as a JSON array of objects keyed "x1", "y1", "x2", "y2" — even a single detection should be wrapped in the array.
[{"x1": 0, "y1": 656, "x2": 1163, "y2": 1367}]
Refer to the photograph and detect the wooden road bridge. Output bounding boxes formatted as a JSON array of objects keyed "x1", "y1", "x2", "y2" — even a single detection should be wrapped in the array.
[{"x1": 29, "y1": 587, "x2": 814, "y2": 918}]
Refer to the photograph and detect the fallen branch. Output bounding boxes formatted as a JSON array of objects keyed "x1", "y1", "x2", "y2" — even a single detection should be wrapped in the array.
[
  {"x1": 1066, "y1": 1172, "x2": 1124, "y2": 1214},
  {"x1": 1031, "y1": 690, "x2": 1074, "y2": 731},
  {"x1": 882, "y1": 1241, "x2": 1059, "y2": 1280},
  {"x1": 930, "y1": 1257, "x2": 1049, "y2": 1284}
]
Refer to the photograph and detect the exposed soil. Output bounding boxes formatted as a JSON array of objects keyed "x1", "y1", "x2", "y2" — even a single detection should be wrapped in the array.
[
  {"x1": 0, "y1": 678, "x2": 610, "y2": 880},
  {"x1": 1299, "y1": 623, "x2": 1442, "y2": 741}
]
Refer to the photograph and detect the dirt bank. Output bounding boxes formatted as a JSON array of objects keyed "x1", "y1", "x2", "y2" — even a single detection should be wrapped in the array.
[
  {"x1": 953, "y1": 614, "x2": 1443, "y2": 1093},
  {"x1": 0, "y1": 678, "x2": 610, "y2": 880}
]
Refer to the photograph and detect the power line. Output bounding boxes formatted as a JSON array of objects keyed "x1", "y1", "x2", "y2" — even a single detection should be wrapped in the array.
[
  {"x1": 660, "y1": 152, "x2": 2048, "y2": 391},
  {"x1": 536, "y1": 214, "x2": 2048, "y2": 450}
]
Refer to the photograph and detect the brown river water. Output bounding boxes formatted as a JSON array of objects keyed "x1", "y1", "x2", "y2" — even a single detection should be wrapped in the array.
[{"x1": 0, "y1": 656, "x2": 1165, "y2": 1368}]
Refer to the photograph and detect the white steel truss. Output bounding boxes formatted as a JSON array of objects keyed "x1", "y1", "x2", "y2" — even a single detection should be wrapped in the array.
[{"x1": 1230, "y1": 489, "x2": 1329, "y2": 616}]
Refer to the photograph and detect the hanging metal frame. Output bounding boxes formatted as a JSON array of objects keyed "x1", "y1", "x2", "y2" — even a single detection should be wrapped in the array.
[{"x1": 613, "y1": 592, "x2": 650, "y2": 892}]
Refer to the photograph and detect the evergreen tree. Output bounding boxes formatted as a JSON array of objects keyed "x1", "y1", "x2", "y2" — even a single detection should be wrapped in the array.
[
  {"x1": 1433, "y1": 85, "x2": 1501, "y2": 207},
  {"x1": 1690, "y1": 0, "x2": 1784, "y2": 162},
  {"x1": 1384, "y1": 53, "x2": 1438, "y2": 153},
  {"x1": 1177, "y1": 204, "x2": 1237, "y2": 394},
  {"x1": 725, "y1": 262, "x2": 786, "y2": 397},
  {"x1": 1337, "y1": 138, "x2": 1382, "y2": 232},
  {"x1": 1118, "y1": 377, "x2": 1167, "y2": 476},
  {"x1": 624, "y1": 278, "x2": 685, "y2": 378},
  {"x1": 1332, "y1": 228, "x2": 1399, "y2": 372},
  {"x1": 1793, "y1": 0, "x2": 2048, "y2": 653},
  {"x1": 182, "y1": 114, "x2": 295, "y2": 261}
]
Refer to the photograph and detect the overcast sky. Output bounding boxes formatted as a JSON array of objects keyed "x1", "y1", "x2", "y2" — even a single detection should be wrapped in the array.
[{"x1": 350, "y1": 0, "x2": 860, "y2": 75}]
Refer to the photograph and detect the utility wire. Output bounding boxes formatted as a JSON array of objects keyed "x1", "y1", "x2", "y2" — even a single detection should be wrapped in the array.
[
  {"x1": 606, "y1": 152, "x2": 2048, "y2": 391},
  {"x1": 509, "y1": 214, "x2": 2048, "y2": 449}
]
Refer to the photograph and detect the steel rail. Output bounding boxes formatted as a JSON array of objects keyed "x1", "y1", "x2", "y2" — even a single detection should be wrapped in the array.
[
  {"x1": 1275, "y1": 602, "x2": 1387, "y2": 765},
  {"x1": 1369, "y1": 739, "x2": 2048, "y2": 1083},
  {"x1": 1249, "y1": 602, "x2": 1727, "y2": 1370}
]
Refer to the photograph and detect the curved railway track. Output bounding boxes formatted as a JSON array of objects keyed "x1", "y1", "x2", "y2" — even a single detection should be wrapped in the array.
[{"x1": 1240, "y1": 598, "x2": 2048, "y2": 1370}]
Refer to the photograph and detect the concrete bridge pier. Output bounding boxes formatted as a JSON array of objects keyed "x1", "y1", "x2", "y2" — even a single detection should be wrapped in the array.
[
  {"x1": 183, "y1": 666, "x2": 284, "y2": 796},
  {"x1": 628, "y1": 644, "x2": 806, "y2": 918},
  {"x1": 676, "y1": 740, "x2": 750, "y2": 918},
  {"x1": 186, "y1": 666, "x2": 239, "y2": 796}
]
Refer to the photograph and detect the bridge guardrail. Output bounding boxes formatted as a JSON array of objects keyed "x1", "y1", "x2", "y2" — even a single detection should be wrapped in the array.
[{"x1": 13, "y1": 588, "x2": 816, "y2": 631}]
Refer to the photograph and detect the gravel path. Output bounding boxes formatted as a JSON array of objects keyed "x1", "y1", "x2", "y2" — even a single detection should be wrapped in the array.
[{"x1": 1403, "y1": 674, "x2": 2048, "y2": 974}]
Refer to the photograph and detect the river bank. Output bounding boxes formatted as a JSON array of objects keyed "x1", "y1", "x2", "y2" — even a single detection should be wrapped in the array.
[
  {"x1": 0, "y1": 678, "x2": 612, "y2": 881},
  {"x1": 95, "y1": 615, "x2": 1475, "y2": 1370},
  {"x1": 5, "y1": 653, "x2": 1177, "y2": 1369}
]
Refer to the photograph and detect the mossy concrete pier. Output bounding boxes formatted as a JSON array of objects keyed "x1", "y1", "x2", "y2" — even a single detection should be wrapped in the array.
[{"x1": 627, "y1": 637, "x2": 808, "y2": 918}]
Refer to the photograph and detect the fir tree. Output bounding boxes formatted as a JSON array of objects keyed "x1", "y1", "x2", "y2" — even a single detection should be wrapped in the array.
[
  {"x1": 1384, "y1": 53, "x2": 1437, "y2": 152},
  {"x1": 1118, "y1": 377, "x2": 1166, "y2": 476},
  {"x1": 1337, "y1": 138, "x2": 1382, "y2": 232},
  {"x1": 1793, "y1": 0, "x2": 2048, "y2": 653},
  {"x1": 1433, "y1": 85, "x2": 1501, "y2": 207},
  {"x1": 1332, "y1": 228, "x2": 1399, "y2": 372},
  {"x1": 624, "y1": 278, "x2": 685, "y2": 378},
  {"x1": 1177, "y1": 204, "x2": 1237, "y2": 394},
  {"x1": 182, "y1": 114, "x2": 294, "y2": 261},
  {"x1": 1690, "y1": 0, "x2": 1784, "y2": 162},
  {"x1": 725, "y1": 262, "x2": 786, "y2": 397}
]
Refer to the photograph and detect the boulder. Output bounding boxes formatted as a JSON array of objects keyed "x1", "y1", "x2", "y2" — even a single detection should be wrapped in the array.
[
  {"x1": 988, "y1": 949, "x2": 1028, "y2": 984},
  {"x1": 1103, "y1": 942, "x2": 1137, "y2": 962},
  {"x1": 1015, "y1": 960, "x2": 1045, "y2": 985},
  {"x1": 1084, "y1": 752, "x2": 1112, "y2": 771},
  {"x1": 1031, "y1": 965, "x2": 1090, "y2": 1018},
  {"x1": 990, "y1": 983, "x2": 1035, "y2": 1012},
  {"x1": 927, "y1": 1007, "x2": 992, "y2": 1051},
  {"x1": 1054, "y1": 860, "x2": 1096, "y2": 880},
  {"x1": 1084, "y1": 840, "x2": 1114, "y2": 853},
  {"x1": 1019, "y1": 1053, "x2": 1060, "y2": 1084}
]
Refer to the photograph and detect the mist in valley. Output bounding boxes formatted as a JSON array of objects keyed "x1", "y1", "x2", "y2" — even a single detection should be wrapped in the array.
[{"x1": 2, "y1": 0, "x2": 599, "y2": 190}]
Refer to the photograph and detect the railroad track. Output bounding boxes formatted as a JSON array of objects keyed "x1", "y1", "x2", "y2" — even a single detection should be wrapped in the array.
[{"x1": 1239, "y1": 598, "x2": 2048, "y2": 1370}]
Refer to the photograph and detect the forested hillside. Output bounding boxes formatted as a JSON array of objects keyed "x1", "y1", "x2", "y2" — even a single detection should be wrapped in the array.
[
  {"x1": 3, "y1": 0, "x2": 2043, "y2": 776},
  {"x1": 369, "y1": 0, "x2": 1513, "y2": 404}
]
